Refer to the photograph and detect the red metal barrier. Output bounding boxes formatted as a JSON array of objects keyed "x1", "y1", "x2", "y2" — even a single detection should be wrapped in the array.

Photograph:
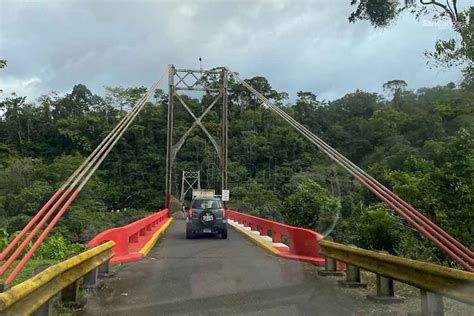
[
  {"x1": 87, "y1": 209, "x2": 169, "y2": 263},
  {"x1": 226, "y1": 210, "x2": 326, "y2": 266}
]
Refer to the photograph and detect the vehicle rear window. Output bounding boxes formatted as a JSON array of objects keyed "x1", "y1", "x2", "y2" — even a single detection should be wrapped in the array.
[{"x1": 192, "y1": 199, "x2": 222, "y2": 209}]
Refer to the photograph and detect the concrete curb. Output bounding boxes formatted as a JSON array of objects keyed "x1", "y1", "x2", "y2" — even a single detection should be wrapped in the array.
[
  {"x1": 139, "y1": 218, "x2": 174, "y2": 256},
  {"x1": 228, "y1": 219, "x2": 285, "y2": 255}
]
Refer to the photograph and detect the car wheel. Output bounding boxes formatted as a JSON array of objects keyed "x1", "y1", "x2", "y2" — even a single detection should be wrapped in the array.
[
  {"x1": 186, "y1": 230, "x2": 194, "y2": 239},
  {"x1": 221, "y1": 230, "x2": 228, "y2": 239}
]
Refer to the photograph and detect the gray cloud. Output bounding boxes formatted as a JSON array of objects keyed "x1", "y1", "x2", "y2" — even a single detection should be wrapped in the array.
[{"x1": 0, "y1": 0, "x2": 463, "y2": 102}]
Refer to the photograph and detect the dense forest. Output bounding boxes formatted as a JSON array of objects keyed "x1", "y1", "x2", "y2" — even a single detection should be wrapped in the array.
[{"x1": 0, "y1": 73, "x2": 472, "y2": 267}]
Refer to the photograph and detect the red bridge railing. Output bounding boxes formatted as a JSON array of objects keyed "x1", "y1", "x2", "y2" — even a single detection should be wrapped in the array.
[
  {"x1": 226, "y1": 210, "x2": 325, "y2": 266},
  {"x1": 87, "y1": 209, "x2": 169, "y2": 263}
]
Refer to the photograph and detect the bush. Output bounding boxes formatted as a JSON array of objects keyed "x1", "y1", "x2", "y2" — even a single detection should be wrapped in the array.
[
  {"x1": 354, "y1": 204, "x2": 402, "y2": 254},
  {"x1": 34, "y1": 234, "x2": 84, "y2": 260},
  {"x1": 0, "y1": 230, "x2": 84, "y2": 261},
  {"x1": 284, "y1": 180, "x2": 340, "y2": 234},
  {"x1": 0, "y1": 228, "x2": 8, "y2": 251}
]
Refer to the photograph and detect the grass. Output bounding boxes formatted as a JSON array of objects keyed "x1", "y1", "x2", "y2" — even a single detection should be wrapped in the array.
[{"x1": 0, "y1": 259, "x2": 59, "y2": 288}]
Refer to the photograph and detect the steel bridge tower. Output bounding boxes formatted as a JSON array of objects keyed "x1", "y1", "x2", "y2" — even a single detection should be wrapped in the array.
[
  {"x1": 180, "y1": 170, "x2": 201, "y2": 203},
  {"x1": 165, "y1": 65, "x2": 229, "y2": 209}
]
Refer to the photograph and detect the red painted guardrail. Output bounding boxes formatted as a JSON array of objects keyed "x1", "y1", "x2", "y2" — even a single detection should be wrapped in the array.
[
  {"x1": 87, "y1": 209, "x2": 169, "y2": 263},
  {"x1": 226, "y1": 210, "x2": 326, "y2": 266}
]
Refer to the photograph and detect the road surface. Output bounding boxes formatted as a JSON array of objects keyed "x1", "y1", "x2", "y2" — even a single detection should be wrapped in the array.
[{"x1": 82, "y1": 218, "x2": 372, "y2": 315}]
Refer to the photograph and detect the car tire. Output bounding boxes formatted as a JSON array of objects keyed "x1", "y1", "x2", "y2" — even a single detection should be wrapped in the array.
[
  {"x1": 221, "y1": 230, "x2": 228, "y2": 239},
  {"x1": 186, "y1": 230, "x2": 194, "y2": 239}
]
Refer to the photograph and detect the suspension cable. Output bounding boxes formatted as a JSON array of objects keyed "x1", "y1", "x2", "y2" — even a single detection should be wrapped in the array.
[
  {"x1": 270, "y1": 102, "x2": 474, "y2": 262},
  {"x1": 0, "y1": 91, "x2": 150, "y2": 261},
  {"x1": 226, "y1": 68, "x2": 473, "y2": 271},
  {"x1": 1, "y1": 67, "x2": 168, "y2": 283}
]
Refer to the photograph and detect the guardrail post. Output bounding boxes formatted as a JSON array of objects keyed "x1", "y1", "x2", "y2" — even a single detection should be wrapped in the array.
[
  {"x1": 420, "y1": 290, "x2": 444, "y2": 316},
  {"x1": 318, "y1": 257, "x2": 343, "y2": 276},
  {"x1": 83, "y1": 267, "x2": 98, "y2": 291},
  {"x1": 260, "y1": 227, "x2": 268, "y2": 236},
  {"x1": 98, "y1": 259, "x2": 111, "y2": 278},
  {"x1": 32, "y1": 264, "x2": 54, "y2": 316},
  {"x1": 367, "y1": 274, "x2": 404, "y2": 303},
  {"x1": 60, "y1": 279, "x2": 81, "y2": 307},
  {"x1": 338, "y1": 264, "x2": 367, "y2": 288},
  {"x1": 59, "y1": 253, "x2": 81, "y2": 307}
]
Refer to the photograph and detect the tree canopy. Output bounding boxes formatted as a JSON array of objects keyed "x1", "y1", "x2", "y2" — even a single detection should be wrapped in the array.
[
  {"x1": 0, "y1": 73, "x2": 472, "y2": 267},
  {"x1": 349, "y1": 1, "x2": 474, "y2": 88}
]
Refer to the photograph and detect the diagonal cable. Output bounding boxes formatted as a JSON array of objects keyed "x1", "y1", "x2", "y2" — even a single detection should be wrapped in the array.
[
  {"x1": 1, "y1": 67, "x2": 168, "y2": 283},
  {"x1": 227, "y1": 67, "x2": 473, "y2": 271}
]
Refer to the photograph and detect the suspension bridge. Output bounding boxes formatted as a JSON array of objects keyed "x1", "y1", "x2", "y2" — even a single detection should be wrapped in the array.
[{"x1": 0, "y1": 65, "x2": 473, "y2": 315}]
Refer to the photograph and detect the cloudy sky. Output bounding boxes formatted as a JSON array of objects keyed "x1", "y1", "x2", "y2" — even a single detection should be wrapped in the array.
[{"x1": 0, "y1": 0, "x2": 465, "y2": 102}]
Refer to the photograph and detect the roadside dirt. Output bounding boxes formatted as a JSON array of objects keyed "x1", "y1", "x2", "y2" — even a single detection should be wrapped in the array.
[{"x1": 330, "y1": 270, "x2": 474, "y2": 315}]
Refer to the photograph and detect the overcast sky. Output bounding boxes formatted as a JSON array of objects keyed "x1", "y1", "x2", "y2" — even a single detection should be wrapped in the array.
[{"x1": 0, "y1": 0, "x2": 465, "y2": 102}]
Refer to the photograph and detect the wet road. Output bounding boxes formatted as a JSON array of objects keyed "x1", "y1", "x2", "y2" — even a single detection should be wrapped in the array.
[{"x1": 82, "y1": 218, "x2": 369, "y2": 315}]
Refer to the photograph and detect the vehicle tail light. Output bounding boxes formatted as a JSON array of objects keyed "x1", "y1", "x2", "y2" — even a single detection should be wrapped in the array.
[{"x1": 188, "y1": 208, "x2": 193, "y2": 217}]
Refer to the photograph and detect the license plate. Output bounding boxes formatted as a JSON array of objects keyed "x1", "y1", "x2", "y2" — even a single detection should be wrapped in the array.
[{"x1": 203, "y1": 228, "x2": 212, "y2": 233}]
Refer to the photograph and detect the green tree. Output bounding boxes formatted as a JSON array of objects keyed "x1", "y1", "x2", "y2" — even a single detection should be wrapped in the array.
[
  {"x1": 284, "y1": 180, "x2": 340, "y2": 234},
  {"x1": 0, "y1": 59, "x2": 6, "y2": 93},
  {"x1": 383, "y1": 79, "x2": 408, "y2": 98},
  {"x1": 349, "y1": 1, "x2": 474, "y2": 84},
  {"x1": 354, "y1": 204, "x2": 402, "y2": 253}
]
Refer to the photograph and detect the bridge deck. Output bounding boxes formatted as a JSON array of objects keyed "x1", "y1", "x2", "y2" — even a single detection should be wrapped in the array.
[{"x1": 82, "y1": 218, "x2": 372, "y2": 315}]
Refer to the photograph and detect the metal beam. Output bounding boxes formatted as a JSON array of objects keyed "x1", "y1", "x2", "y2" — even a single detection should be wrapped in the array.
[
  {"x1": 165, "y1": 65, "x2": 175, "y2": 209},
  {"x1": 221, "y1": 68, "x2": 229, "y2": 208},
  {"x1": 171, "y1": 93, "x2": 222, "y2": 162}
]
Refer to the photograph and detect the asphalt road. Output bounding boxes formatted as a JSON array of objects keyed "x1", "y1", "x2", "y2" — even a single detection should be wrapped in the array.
[{"x1": 82, "y1": 218, "x2": 371, "y2": 315}]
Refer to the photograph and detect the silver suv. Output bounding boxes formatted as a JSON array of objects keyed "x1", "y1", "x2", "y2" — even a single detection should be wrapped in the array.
[{"x1": 186, "y1": 197, "x2": 228, "y2": 239}]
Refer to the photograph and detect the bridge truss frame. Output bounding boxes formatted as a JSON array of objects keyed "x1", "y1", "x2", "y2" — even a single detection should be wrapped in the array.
[
  {"x1": 180, "y1": 170, "x2": 201, "y2": 203},
  {"x1": 165, "y1": 65, "x2": 229, "y2": 209}
]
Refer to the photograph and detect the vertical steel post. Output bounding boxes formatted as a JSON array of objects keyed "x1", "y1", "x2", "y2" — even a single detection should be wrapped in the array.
[
  {"x1": 165, "y1": 65, "x2": 175, "y2": 209},
  {"x1": 197, "y1": 170, "x2": 201, "y2": 189},
  {"x1": 180, "y1": 170, "x2": 185, "y2": 203},
  {"x1": 221, "y1": 68, "x2": 229, "y2": 208}
]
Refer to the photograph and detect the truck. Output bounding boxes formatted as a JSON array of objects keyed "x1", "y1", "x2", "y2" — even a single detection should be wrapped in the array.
[{"x1": 192, "y1": 189, "x2": 215, "y2": 199}]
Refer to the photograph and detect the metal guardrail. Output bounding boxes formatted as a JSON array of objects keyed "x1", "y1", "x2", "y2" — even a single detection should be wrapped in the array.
[
  {"x1": 319, "y1": 240, "x2": 474, "y2": 306},
  {"x1": 0, "y1": 241, "x2": 114, "y2": 315}
]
